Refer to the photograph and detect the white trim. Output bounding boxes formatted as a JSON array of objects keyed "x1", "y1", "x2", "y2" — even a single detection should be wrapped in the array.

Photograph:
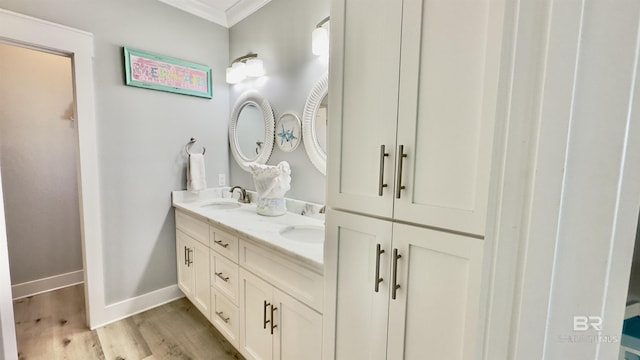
[
  {"x1": 0, "y1": 170, "x2": 18, "y2": 360},
  {"x1": 11, "y1": 270, "x2": 84, "y2": 300},
  {"x1": 95, "y1": 285, "x2": 184, "y2": 330},
  {"x1": 155, "y1": 0, "x2": 273, "y2": 28},
  {"x1": 0, "y1": 9, "x2": 105, "y2": 329},
  {"x1": 157, "y1": 0, "x2": 228, "y2": 27},
  {"x1": 226, "y1": 0, "x2": 272, "y2": 27}
]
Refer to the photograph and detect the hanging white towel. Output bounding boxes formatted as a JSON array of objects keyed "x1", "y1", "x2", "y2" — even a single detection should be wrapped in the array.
[{"x1": 187, "y1": 153, "x2": 206, "y2": 192}]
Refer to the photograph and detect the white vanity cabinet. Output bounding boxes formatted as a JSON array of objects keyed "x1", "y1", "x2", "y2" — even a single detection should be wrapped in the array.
[
  {"x1": 326, "y1": 210, "x2": 483, "y2": 360},
  {"x1": 175, "y1": 211, "x2": 211, "y2": 320},
  {"x1": 239, "y1": 269, "x2": 323, "y2": 360},
  {"x1": 327, "y1": 0, "x2": 505, "y2": 236},
  {"x1": 174, "y1": 207, "x2": 323, "y2": 359},
  {"x1": 239, "y1": 240, "x2": 323, "y2": 360}
]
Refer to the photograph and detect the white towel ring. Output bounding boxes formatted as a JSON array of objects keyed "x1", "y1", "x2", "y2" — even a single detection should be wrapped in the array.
[{"x1": 185, "y1": 137, "x2": 206, "y2": 155}]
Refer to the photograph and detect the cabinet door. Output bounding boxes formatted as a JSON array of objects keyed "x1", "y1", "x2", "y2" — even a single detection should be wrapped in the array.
[
  {"x1": 325, "y1": 210, "x2": 392, "y2": 360},
  {"x1": 191, "y1": 239, "x2": 211, "y2": 320},
  {"x1": 327, "y1": 0, "x2": 403, "y2": 218},
  {"x1": 240, "y1": 269, "x2": 273, "y2": 360},
  {"x1": 387, "y1": 224, "x2": 483, "y2": 360},
  {"x1": 176, "y1": 230, "x2": 193, "y2": 299},
  {"x1": 394, "y1": 0, "x2": 506, "y2": 235},
  {"x1": 273, "y1": 288, "x2": 323, "y2": 360}
]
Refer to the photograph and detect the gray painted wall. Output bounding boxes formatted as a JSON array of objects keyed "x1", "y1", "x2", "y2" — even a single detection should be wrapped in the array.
[
  {"x1": 0, "y1": 0, "x2": 230, "y2": 304},
  {"x1": 628, "y1": 216, "x2": 640, "y2": 304},
  {"x1": 229, "y1": 0, "x2": 328, "y2": 204},
  {"x1": 0, "y1": 44, "x2": 83, "y2": 285}
]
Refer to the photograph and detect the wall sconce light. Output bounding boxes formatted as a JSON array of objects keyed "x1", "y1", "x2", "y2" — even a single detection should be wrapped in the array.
[
  {"x1": 312, "y1": 16, "x2": 330, "y2": 56},
  {"x1": 226, "y1": 53, "x2": 265, "y2": 84}
]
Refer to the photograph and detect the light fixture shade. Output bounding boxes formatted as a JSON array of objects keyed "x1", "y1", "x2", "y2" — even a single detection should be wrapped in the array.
[
  {"x1": 312, "y1": 27, "x2": 329, "y2": 56},
  {"x1": 245, "y1": 58, "x2": 265, "y2": 77},
  {"x1": 226, "y1": 62, "x2": 247, "y2": 84}
]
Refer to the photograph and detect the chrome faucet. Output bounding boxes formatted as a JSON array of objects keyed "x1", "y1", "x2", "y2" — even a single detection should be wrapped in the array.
[
  {"x1": 229, "y1": 186, "x2": 250, "y2": 203},
  {"x1": 319, "y1": 205, "x2": 326, "y2": 214}
]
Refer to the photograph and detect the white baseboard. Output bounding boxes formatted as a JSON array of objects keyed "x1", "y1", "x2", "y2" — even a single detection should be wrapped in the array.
[
  {"x1": 94, "y1": 284, "x2": 184, "y2": 330},
  {"x1": 12, "y1": 270, "x2": 84, "y2": 300}
]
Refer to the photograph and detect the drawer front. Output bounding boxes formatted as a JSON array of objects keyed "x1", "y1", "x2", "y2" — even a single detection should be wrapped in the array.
[
  {"x1": 211, "y1": 250, "x2": 239, "y2": 305},
  {"x1": 210, "y1": 226, "x2": 239, "y2": 262},
  {"x1": 211, "y1": 287, "x2": 240, "y2": 348},
  {"x1": 175, "y1": 209, "x2": 209, "y2": 246},
  {"x1": 239, "y1": 240, "x2": 323, "y2": 313}
]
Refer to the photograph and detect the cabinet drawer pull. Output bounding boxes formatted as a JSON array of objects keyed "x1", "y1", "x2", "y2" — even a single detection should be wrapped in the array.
[
  {"x1": 378, "y1": 145, "x2": 389, "y2": 196},
  {"x1": 187, "y1": 248, "x2": 193, "y2": 267},
  {"x1": 214, "y1": 240, "x2": 230, "y2": 248},
  {"x1": 374, "y1": 243, "x2": 385, "y2": 292},
  {"x1": 392, "y1": 248, "x2": 402, "y2": 300},
  {"x1": 215, "y1": 311, "x2": 230, "y2": 323},
  {"x1": 263, "y1": 300, "x2": 270, "y2": 329},
  {"x1": 270, "y1": 304, "x2": 278, "y2": 335},
  {"x1": 395, "y1": 145, "x2": 407, "y2": 199},
  {"x1": 184, "y1": 246, "x2": 188, "y2": 266},
  {"x1": 215, "y1": 272, "x2": 229, "y2": 282}
]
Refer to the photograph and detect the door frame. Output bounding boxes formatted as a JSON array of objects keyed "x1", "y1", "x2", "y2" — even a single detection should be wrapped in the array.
[{"x1": 0, "y1": 9, "x2": 105, "y2": 333}]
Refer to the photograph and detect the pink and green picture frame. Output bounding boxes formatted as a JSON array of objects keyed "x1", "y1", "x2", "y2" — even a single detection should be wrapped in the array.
[{"x1": 124, "y1": 47, "x2": 213, "y2": 99}]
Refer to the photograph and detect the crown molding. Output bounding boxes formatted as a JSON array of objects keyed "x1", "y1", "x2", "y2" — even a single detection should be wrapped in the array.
[{"x1": 157, "y1": 0, "x2": 272, "y2": 28}]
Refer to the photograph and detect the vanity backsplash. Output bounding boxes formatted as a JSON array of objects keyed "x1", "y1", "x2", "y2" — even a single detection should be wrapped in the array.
[{"x1": 172, "y1": 187, "x2": 325, "y2": 220}]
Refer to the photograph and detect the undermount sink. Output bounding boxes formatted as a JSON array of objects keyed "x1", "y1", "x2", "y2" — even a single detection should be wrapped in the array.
[
  {"x1": 279, "y1": 225, "x2": 324, "y2": 244},
  {"x1": 201, "y1": 202, "x2": 242, "y2": 210}
]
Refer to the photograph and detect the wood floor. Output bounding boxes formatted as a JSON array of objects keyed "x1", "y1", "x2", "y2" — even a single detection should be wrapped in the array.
[{"x1": 13, "y1": 285, "x2": 244, "y2": 360}]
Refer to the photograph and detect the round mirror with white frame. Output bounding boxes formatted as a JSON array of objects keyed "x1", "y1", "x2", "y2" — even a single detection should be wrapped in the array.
[
  {"x1": 229, "y1": 90, "x2": 275, "y2": 172},
  {"x1": 302, "y1": 73, "x2": 328, "y2": 175}
]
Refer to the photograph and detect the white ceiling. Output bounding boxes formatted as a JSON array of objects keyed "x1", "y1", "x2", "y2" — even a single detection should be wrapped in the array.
[{"x1": 157, "y1": 0, "x2": 271, "y2": 28}]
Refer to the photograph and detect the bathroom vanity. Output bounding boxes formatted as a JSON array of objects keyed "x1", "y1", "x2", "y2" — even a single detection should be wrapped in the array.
[{"x1": 172, "y1": 189, "x2": 324, "y2": 360}]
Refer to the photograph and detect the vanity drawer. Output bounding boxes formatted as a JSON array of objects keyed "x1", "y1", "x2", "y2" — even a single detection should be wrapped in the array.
[
  {"x1": 211, "y1": 287, "x2": 239, "y2": 348},
  {"x1": 175, "y1": 209, "x2": 209, "y2": 246},
  {"x1": 239, "y1": 239, "x2": 323, "y2": 313},
  {"x1": 210, "y1": 250, "x2": 239, "y2": 305},
  {"x1": 210, "y1": 226, "x2": 239, "y2": 262}
]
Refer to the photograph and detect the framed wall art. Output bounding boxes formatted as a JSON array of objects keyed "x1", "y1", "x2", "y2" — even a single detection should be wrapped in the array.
[{"x1": 124, "y1": 47, "x2": 212, "y2": 99}]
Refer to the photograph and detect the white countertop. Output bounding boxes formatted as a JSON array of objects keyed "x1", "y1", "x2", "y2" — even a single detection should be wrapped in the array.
[{"x1": 172, "y1": 189, "x2": 324, "y2": 272}]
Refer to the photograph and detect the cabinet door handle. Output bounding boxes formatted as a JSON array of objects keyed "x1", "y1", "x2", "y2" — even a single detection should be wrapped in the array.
[
  {"x1": 270, "y1": 304, "x2": 278, "y2": 335},
  {"x1": 374, "y1": 243, "x2": 385, "y2": 292},
  {"x1": 184, "y1": 246, "x2": 188, "y2": 266},
  {"x1": 392, "y1": 248, "x2": 402, "y2": 300},
  {"x1": 215, "y1": 272, "x2": 229, "y2": 282},
  {"x1": 215, "y1": 311, "x2": 230, "y2": 323},
  {"x1": 378, "y1": 145, "x2": 389, "y2": 196},
  {"x1": 263, "y1": 300, "x2": 271, "y2": 329},
  {"x1": 187, "y1": 248, "x2": 193, "y2": 267},
  {"x1": 395, "y1": 145, "x2": 407, "y2": 199},
  {"x1": 214, "y1": 240, "x2": 230, "y2": 248}
]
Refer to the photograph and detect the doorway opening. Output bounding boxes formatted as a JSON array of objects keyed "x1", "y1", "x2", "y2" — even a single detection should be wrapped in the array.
[{"x1": 0, "y1": 43, "x2": 84, "y2": 302}]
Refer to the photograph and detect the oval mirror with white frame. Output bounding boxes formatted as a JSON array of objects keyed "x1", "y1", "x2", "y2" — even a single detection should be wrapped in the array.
[
  {"x1": 229, "y1": 90, "x2": 275, "y2": 172},
  {"x1": 302, "y1": 73, "x2": 328, "y2": 175},
  {"x1": 276, "y1": 112, "x2": 302, "y2": 152}
]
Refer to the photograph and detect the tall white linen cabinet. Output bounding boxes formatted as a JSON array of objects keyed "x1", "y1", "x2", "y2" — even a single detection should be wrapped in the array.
[{"x1": 324, "y1": 0, "x2": 507, "y2": 358}]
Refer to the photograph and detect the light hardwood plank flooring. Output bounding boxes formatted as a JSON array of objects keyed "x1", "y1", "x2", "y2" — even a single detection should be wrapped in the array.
[{"x1": 13, "y1": 285, "x2": 244, "y2": 360}]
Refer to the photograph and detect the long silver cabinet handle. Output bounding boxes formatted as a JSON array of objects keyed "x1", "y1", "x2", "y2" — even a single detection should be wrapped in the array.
[
  {"x1": 215, "y1": 311, "x2": 230, "y2": 323},
  {"x1": 270, "y1": 304, "x2": 278, "y2": 335},
  {"x1": 392, "y1": 248, "x2": 402, "y2": 300},
  {"x1": 263, "y1": 300, "x2": 270, "y2": 329},
  {"x1": 184, "y1": 246, "x2": 188, "y2": 266},
  {"x1": 187, "y1": 248, "x2": 193, "y2": 266},
  {"x1": 395, "y1": 145, "x2": 407, "y2": 199},
  {"x1": 214, "y1": 240, "x2": 230, "y2": 248},
  {"x1": 215, "y1": 272, "x2": 229, "y2": 282},
  {"x1": 374, "y1": 243, "x2": 385, "y2": 292},
  {"x1": 378, "y1": 145, "x2": 389, "y2": 196}
]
